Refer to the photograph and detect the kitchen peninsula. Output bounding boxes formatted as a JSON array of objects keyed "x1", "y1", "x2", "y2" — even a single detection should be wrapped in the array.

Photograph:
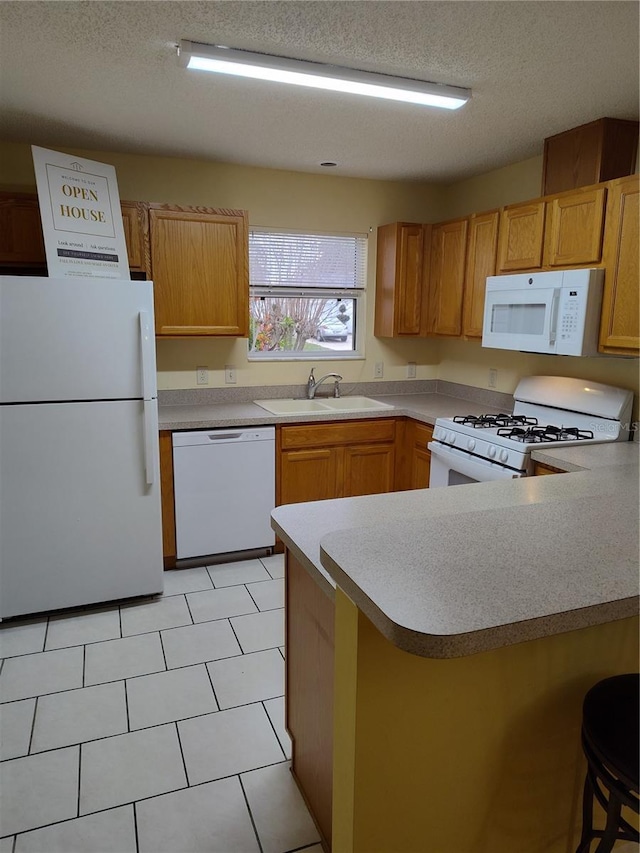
[{"x1": 272, "y1": 442, "x2": 639, "y2": 852}]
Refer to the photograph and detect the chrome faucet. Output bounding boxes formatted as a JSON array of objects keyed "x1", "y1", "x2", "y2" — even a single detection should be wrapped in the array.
[{"x1": 306, "y1": 368, "x2": 343, "y2": 399}]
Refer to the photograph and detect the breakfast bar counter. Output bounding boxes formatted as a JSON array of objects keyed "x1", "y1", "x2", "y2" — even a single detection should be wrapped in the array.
[{"x1": 271, "y1": 442, "x2": 639, "y2": 853}]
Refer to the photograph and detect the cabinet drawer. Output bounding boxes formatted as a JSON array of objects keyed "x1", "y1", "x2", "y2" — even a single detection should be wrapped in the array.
[{"x1": 280, "y1": 419, "x2": 396, "y2": 450}]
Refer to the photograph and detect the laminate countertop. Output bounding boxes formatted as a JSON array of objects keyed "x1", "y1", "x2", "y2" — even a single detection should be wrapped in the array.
[
  {"x1": 271, "y1": 441, "x2": 639, "y2": 658},
  {"x1": 157, "y1": 392, "x2": 503, "y2": 431}
]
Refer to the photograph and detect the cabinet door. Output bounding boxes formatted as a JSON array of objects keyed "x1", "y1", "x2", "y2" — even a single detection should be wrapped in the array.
[
  {"x1": 497, "y1": 201, "x2": 546, "y2": 272},
  {"x1": 343, "y1": 443, "x2": 395, "y2": 497},
  {"x1": 375, "y1": 222, "x2": 429, "y2": 337},
  {"x1": 428, "y1": 218, "x2": 468, "y2": 335},
  {"x1": 399, "y1": 420, "x2": 433, "y2": 490},
  {"x1": 0, "y1": 193, "x2": 46, "y2": 265},
  {"x1": 462, "y1": 210, "x2": 499, "y2": 338},
  {"x1": 159, "y1": 431, "x2": 176, "y2": 568},
  {"x1": 599, "y1": 176, "x2": 639, "y2": 354},
  {"x1": 544, "y1": 187, "x2": 606, "y2": 267},
  {"x1": 279, "y1": 448, "x2": 339, "y2": 505},
  {"x1": 120, "y1": 201, "x2": 150, "y2": 274},
  {"x1": 150, "y1": 205, "x2": 249, "y2": 337}
]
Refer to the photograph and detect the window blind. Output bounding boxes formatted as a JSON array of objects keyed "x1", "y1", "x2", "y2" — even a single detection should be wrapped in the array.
[{"x1": 249, "y1": 229, "x2": 367, "y2": 290}]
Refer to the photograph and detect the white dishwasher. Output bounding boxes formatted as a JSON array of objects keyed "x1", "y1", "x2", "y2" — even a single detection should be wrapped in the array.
[{"x1": 172, "y1": 427, "x2": 275, "y2": 560}]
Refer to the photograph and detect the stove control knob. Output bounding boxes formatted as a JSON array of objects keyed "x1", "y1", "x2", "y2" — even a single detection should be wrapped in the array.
[
  {"x1": 488, "y1": 445, "x2": 497, "y2": 459},
  {"x1": 447, "y1": 431, "x2": 456, "y2": 445},
  {"x1": 499, "y1": 449, "x2": 509, "y2": 463},
  {"x1": 467, "y1": 438, "x2": 476, "y2": 451}
]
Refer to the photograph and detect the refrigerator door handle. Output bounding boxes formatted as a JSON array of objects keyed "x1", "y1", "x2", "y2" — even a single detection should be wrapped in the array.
[
  {"x1": 139, "y1": 311, "x2": 155, "y2": 402},
  {"x1": 142, "y1": 399, "x2": 156, "y2": 486}
]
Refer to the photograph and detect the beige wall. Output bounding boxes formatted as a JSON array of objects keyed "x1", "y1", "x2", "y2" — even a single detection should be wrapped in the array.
[
  {"x1": 0, "y1": 141, "x2": 443, "y2": 390},
  {"x1": 1, "y1": 140, "x2": 637, "y2": 403},
  {"x1": 441, "y1": 155, "x2": 544, "y2": 220}
]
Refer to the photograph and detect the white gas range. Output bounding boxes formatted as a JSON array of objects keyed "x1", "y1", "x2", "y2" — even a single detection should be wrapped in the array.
[{"x1": 428, "y1": 376, "x2": 634, "y2": 486}]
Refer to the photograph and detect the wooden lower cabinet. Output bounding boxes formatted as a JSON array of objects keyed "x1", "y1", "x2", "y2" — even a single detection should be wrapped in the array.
[
  {"x1": 285, "y1": 551, "x2": 334, "y2": 849},
  {"x1": 159, "y1": 431, "x2": 177, "y2": 568},
  {"x1": 533, "y1": 462, "x2": 565, "y2": 476},
  {"x1": 397, "y1": 419, "x2": 434, "y2": 490},
  {"x1": 278, "y1": 419, "x2": 397, "y2": 505}
]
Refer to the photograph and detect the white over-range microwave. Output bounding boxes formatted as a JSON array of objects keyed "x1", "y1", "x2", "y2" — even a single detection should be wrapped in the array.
[{"x1": 481, "y1": 268, "x2": 604, "y2": 356}]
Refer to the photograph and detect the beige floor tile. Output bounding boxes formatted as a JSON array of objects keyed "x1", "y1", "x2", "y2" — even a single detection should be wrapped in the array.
[
  {"x1": 178, "y1": 704, "x2": 283, "y2": 785},
  {"x1": 84, "y1": 632, "x2": 165, "y2": 686},
  {"x1": 31, "y1": 682, "x2": 127, "y2": 752},
  {"x1": 241, "y1": 761, "x2": 321, "y2": 853},
  {"x1": 45, "y1": 608, "x2": 120, "y2": 651},
  {"x1": 0, "y1": 698, "x2": 36, "y2": 760},
  {"x1": 247, "y1": 578, "x2": 285, "y2": 611},
  {"x1": 186, "y1": 586, "x2": 257, "y2": 623},
  {"x1": 0, "y1": 619, "x2": 47, "y2": 659},
  {"x1": 161, "y1": 619, "x2": 241, "y2": 669},
  {"x1": 0, "y1": 647, "x2": 83, "y2": 703},
  {"x1": 136, "y1": 777, "x2": 260, "y2": 853},
  {"x1": 79, "y1": 725, "x2": 187, "y2": 815},
  {"x1": 264, "y1": 696, "x2": 292, "y2": 760},
  {"x1": 14, "y1": 805, "x2": 136, "y2": 853},
  {"x1": 161, "y1": 567, "x2": 213, "y2": 597},
  {"x1": 0, "y1": 747, "x2": 79, "y2": 836},
  {"x1": 120, "y1": 595, "x2": 191, "y2": 637},
  {"x1": 126, "y1": 665, "x2": 217, "y2": 729},
  {"x1": 260, "y1": 552, "x2": 285, "y2": 579},
  {"x1": 207, "y1": 648, "x2": 284, "y2": 710},
  {"x1": 230, "y1": 608, "x2": 285, "y2": 653},
  {"x1": 207, "y1": 558, "x2": 271, "y2": 588}
]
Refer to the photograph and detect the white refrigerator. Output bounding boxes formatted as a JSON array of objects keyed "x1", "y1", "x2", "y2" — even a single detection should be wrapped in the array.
[{"x1": 0, "y1": 276, "x2": 164, "y2": 619}]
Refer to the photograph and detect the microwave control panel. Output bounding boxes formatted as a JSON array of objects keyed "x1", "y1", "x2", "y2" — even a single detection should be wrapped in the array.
[{"x1": 556, "y1": 274, "x2": 603, "y2": 356}]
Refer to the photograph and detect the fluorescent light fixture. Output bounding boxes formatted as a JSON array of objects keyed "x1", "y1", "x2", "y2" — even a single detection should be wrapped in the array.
[{"x1": 179, "y1": 40, "x2": 470, "y2": 110}]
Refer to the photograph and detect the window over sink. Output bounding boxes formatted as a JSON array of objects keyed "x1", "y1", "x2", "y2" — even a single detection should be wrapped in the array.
[{"x1": 248, "y1": 228, "x2": 367, "y2": 360}]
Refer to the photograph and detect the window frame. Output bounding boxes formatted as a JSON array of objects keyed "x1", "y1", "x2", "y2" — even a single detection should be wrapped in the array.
[{"x1": 247, "y1": 227, "x2": 367, "y2": 361}]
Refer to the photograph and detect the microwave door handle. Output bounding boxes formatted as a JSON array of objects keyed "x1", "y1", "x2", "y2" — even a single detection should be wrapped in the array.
[{"x1": 548, "y1": 291, "x2": 560, "y2": 345}]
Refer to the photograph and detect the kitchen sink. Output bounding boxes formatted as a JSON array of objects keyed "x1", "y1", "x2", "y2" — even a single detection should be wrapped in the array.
[
  {"x1": 253, "y1": 397, "x2": 394, "y2": 415},
  {"x1": 319, "y1": 396, "x2": 394, "y2": 412},
  {"x1": 253, "y1": 399, "x2": 335, "y2": 415}
]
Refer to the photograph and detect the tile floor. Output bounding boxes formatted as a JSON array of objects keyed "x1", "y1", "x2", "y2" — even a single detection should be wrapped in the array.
[{"x1": 0, "y1": 553, "x2": 323, "y2": 853}]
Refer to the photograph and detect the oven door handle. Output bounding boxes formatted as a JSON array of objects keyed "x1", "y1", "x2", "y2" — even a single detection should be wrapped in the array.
[{"x1": 428, "y1": 442, "x2": 524, "y2": 483}]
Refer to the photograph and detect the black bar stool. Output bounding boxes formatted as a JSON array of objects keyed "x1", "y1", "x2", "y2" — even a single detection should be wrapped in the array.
[{"x1": 576, "y1": 673, "x2": 639, "y2": 853}]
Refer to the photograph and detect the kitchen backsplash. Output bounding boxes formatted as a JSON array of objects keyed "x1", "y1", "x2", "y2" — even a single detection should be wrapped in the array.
[{"x1": 158, "y1": 380, "x2": 514, "y2": 411}]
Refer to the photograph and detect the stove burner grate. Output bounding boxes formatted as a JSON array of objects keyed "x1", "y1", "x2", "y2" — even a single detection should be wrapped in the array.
[
  {"x1": 453, "y1": 413, "x2": 538, "y2": 429},
  {"x1": 497, "y1": 426, "x2": 595, "y2": 444}
]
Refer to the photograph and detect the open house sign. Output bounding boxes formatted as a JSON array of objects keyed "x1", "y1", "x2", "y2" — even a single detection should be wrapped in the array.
[{"x1": 32, "y1": 146, "x2": 130, "y2": 280}]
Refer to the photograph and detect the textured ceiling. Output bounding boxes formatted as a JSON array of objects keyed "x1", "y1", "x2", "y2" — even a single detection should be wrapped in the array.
[{"x1": 1, "y1": 1, "x2": 638, "y2": 183}]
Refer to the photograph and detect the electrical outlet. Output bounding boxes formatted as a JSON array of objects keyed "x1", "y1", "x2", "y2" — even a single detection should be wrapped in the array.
[
  {"x1": 374, "y1": 361, "x2": 384, "y2": 379},
  {"x1": 407, "y1": 362, "x2": 417, "y2": 379},
  {"x1": 196, "y1": 366, "x2": 209, "y2": 386},
  {"x1": 488, "y1": 368, "x2": 497, "y2": 389},
  {"x1": 224, "y1": 365, "x2": 237, "y2": 384}
]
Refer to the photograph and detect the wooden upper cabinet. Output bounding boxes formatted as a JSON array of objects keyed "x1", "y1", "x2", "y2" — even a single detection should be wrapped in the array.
[
  {"x1": 149, "y1": 204, "x2": 249, "y2": 337},
  {"x1": 496, "y1": 201, "x2": 546, "y2": 272},
  {"x1": 543, "y1": 186, "x2": 606, "y2": 268},
  {"x1": 0, "y1": 192, "x2": 46, "y2": 265},
  {"x1": 0, "y1": 192, "x2": 149, "y2": 273},
  {"x1": 120, "y1": 201, "x2": 150, "y2": 274},
  {"x1": 542, "y1": 118, "x2": 639, "y2": 195},
  {"x1": 427, "y1": 218, "x2": 468, "y2": 335},
  {"x1": 599, "y1": 175, "x2": 639, "y2": 354},
  {"x1": 374, "y1": 222, "x2": 430, "y2": 337},
  {"x1": 462, "y1": 210, "x2": 499, "y2": 338}
]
